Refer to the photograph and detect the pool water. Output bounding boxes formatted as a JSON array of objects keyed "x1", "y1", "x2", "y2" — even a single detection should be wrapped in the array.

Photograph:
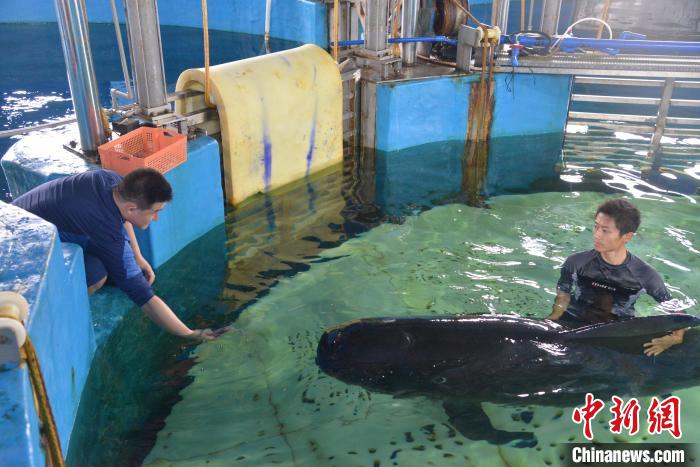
[
  {"x1": 137, "y1": 189, "x2": 698, "y2": 466},
  {"x1": 2, "y1": 22, "x2": 700, "y2": 467}
]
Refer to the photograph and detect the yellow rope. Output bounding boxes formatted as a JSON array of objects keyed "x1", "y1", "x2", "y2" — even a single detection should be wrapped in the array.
[
  {"x1": 596, "y1": 0, "x2": 611, "y2": 39},
  {"x1": 202, "y1": 0, "x2": 215, "y2": 108},
  {"x1": 333, "y1": 0, "x2": 340, "y2": 61},
  {"x1": 391, "y1": 0, "x2": 403, "y2": 57},
  {"x1": 22, "y1": 337, "x2": 65, "y2": 467}
]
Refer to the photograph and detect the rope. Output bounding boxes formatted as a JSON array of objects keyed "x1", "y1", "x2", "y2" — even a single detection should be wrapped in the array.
[
  {"x1": 391, "y1": 0, "x2": 403, "y2": 57},
  {"x1": 596, "y1": 0, "x2": 611, "y2": 40},
  {"x1": 201, "y1": 0, "x2": 215, "y2": 108},
  {"x1": 521, "y1": 0, "x2": 525, "y2": 31},
  {"x1": 23, "y1": 337, "x2": 66, "y2": 467}
]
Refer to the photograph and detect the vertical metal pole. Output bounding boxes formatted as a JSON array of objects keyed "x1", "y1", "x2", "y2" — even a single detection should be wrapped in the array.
[
  {"x1": 541, "y1": 0, "x2": 562, "y2": 36},
  {"x1": 124, "y1": 0, "x2": 169, "y2": 115},
  {"x1": 649, "y1": 78, "x2": 675, "y2": 159},
  {"x1": 365, "y1": 0, "x2": 389, "y2": 52},
  {"x1": 401, "y1": 0, "x2": 419, "y2": 65},
  {"x1": 494, "y1": 0, "x2": 510, "y2": 34},
  {"x1": 53, "y1": 0, "x2": 106, "y2": 155}
]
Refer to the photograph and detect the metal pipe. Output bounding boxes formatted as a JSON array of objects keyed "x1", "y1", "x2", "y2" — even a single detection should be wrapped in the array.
[
  {"x1": 365, "y1": 0, "x2": 389, "y2": 52},
  {"x1": 401, "y1": 0, "x2": 419, "y2": 65},
  {"x1": 124, "y1": 0, "x2": 169, "y2": 115},
  {"x1": 109, "y1": 0, "x2": 133, "y2": 110},
  {"x1": 541, "y1": 0, "x2": 562, "y2": 36},
  {"x1": 53, "y1": 0, "x2": 106, "y2": 154},
  {"x1": 264, "y1": 0, "x2": 272, "y2": 52},
  {"x1": 509, "y1": 35, "x2": 700, "y2": 54},
  {"x1": 493, "y1": 0, "x2": 510, "y2": 34}
]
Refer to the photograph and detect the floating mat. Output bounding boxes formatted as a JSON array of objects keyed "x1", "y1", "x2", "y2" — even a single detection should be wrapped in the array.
[{"x1": 176, "y1": 44, "x2": 342, "y2": 205}]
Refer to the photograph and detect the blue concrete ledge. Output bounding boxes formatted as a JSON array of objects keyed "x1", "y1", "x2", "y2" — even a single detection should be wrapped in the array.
[
  {"x1": 1, "y1": 125, "x2": 225, "y2": 268},
  {"x1": 0, "y1": 0, "x2": 327, "y2": 46},
  {"x1": 0, "y1": 202, "x2": 94, "y2": 466}
]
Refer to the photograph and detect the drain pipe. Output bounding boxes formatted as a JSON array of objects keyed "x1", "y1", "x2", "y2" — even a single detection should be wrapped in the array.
[
  {"x1": 53, "y1": 0, "x2": 106, "y2": 156},
  {"x1": 401, "y1": 0, "x2": 419, "y2": 65}
]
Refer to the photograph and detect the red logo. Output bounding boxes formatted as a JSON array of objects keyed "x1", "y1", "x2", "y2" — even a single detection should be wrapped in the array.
[
  {"x1": 647, "y1": 396, "x2": 682, "y2": 439},
  {"x1": 609, "y1": 396, "x2": 640, "y2": 435},
  {"x1": 572, "y1": 394, "x2": 682, "y2": 440},
  {"x1": 572, "y1": 393, "x2": 605, "y2": 440}
]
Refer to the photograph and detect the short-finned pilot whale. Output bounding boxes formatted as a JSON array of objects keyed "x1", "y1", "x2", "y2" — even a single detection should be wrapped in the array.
[{"x1": 316, "y1": 314, "x2": 700, "y2": 446}]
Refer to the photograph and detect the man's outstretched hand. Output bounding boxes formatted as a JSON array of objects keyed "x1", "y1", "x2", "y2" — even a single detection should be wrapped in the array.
[
  {"x1": 643, "y1": 333, "x2": 683, "y2": 356},
  {"x1": 184, "y1": 326, "x2": 233, "y2": 342}
]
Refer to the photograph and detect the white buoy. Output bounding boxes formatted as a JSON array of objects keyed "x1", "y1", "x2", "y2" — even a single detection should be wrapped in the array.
[{"x1": 0, "y1": 292, "x2": 29, "y2": 370}]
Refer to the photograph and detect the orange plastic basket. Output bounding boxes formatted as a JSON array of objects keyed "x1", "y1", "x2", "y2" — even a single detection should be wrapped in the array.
[{"x1": 98, "y1": 127, "x2": 187, "y2": 176}]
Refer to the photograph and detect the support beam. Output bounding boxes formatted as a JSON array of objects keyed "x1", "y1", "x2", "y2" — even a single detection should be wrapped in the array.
[
  {"x1": 648, "y1": 78, "x2": 675, "y2": 158},
  {"x1": 124, "y1": 0, "x2": 169, "y2": 116},
  {"x1": 541, "y1": 0, "x2": 563, "y2": 35},
  {"x1": 401, "y1": 0, "x2": 419, "y2": 65},
  {"x1": 53, "y1": 0, "x2": 106, "y2": 156},
  {"x1": 365, "y1": 0, "x2": 389, "y2": 52}
]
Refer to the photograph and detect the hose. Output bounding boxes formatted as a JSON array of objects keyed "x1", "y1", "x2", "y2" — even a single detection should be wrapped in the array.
[{"x1": 23, "y1": 338, "x2": 66, "y2": 467}]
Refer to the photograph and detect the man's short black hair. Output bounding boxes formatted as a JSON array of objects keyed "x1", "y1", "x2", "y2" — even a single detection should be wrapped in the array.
[
  {"x1": 116, "y1": 168, "x2": 172, "y2": 209},
  {"x1": 595, "y1": 198, "x2": 641, "y2": 235}
]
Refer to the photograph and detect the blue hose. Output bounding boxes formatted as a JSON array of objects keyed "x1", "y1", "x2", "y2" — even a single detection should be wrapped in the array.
[{"x1": 331, "y1": 36, "x2": 458, "y2": 47}]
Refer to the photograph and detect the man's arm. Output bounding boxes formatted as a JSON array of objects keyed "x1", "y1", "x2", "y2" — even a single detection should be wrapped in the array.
[
  {"x1": 124, "y1": 221, "x2": 155, "y2": 284},
  {"x1": 141, "y1": 296, "x2": 217, "y2": 341},
  {"x1": 546, "y1": 291, "x2": 571, "y2": 320},
  {"x1": 641, "y1": 266, "x2": 685, "y2": 356}
]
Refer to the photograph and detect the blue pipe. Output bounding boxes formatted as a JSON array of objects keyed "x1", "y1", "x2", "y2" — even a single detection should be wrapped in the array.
[
  {"x1": 331, "y1": 36, "x2": 458, "y2": 47},
  {"x1": 505, "y1": 35, "x2": 700, "y2": 54}
]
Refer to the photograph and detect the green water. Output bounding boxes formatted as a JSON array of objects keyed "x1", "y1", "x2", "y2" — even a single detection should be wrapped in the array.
[{"x1": 142, "y1": 190, "x2": 699, "y2": 466}]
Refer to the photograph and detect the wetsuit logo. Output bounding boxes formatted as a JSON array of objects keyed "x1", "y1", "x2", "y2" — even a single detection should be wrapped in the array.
[{"x1": 591, "y1": 281, "x2": 617, "y2": 292}]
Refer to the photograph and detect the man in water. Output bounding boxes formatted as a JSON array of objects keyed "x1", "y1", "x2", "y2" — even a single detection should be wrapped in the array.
[
  {"x1": 13, "y1": 168, "x2": 219, "y2": 341},
  {"x1": 546, "y1": 198, "x2": 684, "y2": 356}
]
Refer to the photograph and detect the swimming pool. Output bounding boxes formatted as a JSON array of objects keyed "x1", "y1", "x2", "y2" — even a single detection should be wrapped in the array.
[{"x1": 3, "y1": 22, "x2": 700, "y2": 467}]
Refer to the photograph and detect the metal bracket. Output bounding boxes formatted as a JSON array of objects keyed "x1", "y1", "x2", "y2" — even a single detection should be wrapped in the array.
[{"x1": 457, "y1": 25, "x2": 483, "y2": 71}]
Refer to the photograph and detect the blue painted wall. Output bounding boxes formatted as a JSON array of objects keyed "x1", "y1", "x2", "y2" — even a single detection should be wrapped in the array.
[
  {"x1": 491, "y1": 73, "x2": 573, "y2": 139},
  {"x1": 134, "y1": 136, "x2": 225, "y2": 268},
  {"x1": 374, "y1": 73, "x2": 572, "y2": 152},
  {"x1": 0, "y1": 0, "x2": 327, "y2": 46},
  {"x1": 0, "y1": 203, "x2": 95, "y2": 465},
  {"x1": 375, "y1": 75, "x2": 477, "y2": 152}
]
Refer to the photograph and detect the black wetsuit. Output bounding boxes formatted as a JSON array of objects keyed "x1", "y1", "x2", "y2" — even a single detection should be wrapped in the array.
[{"x1": 557, "y1": 249, "x2": 671, "y2": 326}]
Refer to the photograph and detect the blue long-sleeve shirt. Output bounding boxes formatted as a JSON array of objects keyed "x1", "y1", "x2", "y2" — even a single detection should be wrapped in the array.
[{"x1": 12, "y1": 170, "x2": 154, "y2": 306}]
